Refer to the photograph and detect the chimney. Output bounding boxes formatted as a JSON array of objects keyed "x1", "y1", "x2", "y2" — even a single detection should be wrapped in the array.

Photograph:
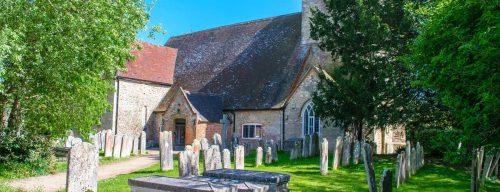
[{"x1": 301, "y1": 0, "x2": 327, "y2": 45}]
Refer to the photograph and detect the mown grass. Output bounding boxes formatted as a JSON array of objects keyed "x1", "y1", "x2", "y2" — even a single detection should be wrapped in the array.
[{"x1": 98, "y1": 151, "x2": 500, "y2": 192}]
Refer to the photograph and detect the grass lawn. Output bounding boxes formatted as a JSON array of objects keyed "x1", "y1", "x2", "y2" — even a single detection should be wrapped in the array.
[{"x1": 98, "y1": 151, "x2": 500, "y2": 192}]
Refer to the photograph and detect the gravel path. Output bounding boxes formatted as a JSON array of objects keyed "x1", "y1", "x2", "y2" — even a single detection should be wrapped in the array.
[{"x1": 8, "y1": 150, "x2": 159, "y2": 192}]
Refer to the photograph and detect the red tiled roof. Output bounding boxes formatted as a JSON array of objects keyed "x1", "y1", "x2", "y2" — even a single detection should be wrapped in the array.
[{"x1": 117, "y1": 42, "x2": 177, "y2": 85}]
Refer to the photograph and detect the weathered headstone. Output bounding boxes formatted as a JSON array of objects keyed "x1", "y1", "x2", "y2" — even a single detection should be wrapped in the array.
[
  {"x1": 120, "y1": 135, "x2": 130, "y2": 158},
  {"x1": 400, "y1": 151, "x2": 406, "y2": 183},
  {"x1": 66, "y1": 142, "x2": 98, "y2": 192},
  {"x1": 362, "y1": 143, "x2": 377, "y2": 192},
  {"x1": 256, "y1": 147, "x2": 263, "y2": 167},
  {"x1": 395, "y1": 153, "x2": 401, "y2": 188},
  {"x1": 132, "y1": 136, "x2": 139, "y2": 155},
  {"x1": 204, "y1": 145, "x2": 222, "y2": 171},
  {"x1": 192, "y1": 139, "x2": 201, "y2": 154},
  {"x1": 201, "y1": 138, "x2": 210, "y2": 151},
  {"x1": 416, "y1": 142, "x2": 421, "y2": 169},
  {"x1": 191, "y1": 149, "x2": 200, "y2": 176},
  {"x1": 65, "y1": 136, "x2": 74, "y2": 148},
  {"x1": 290, "y1": 139, "x2": 302, "y2": 160},
  {"x1": 140, "y1": 131, "x2": 146, "y2": 155},
  {"x1": 265, "y1": 147, "x2": 273, "y2": 164},
  {"x1": 235, "y1": 145, "x2": 245, "y2": 170},
  {"x1": 267, "y1": 140, "x2": 278, "y2": 162},
  {"x1": 302, "y1": 135, "x2": 310, "y2": 157},
  {"x1": 244, "y1": 142, "x2": 251, "y2": 157},
  {"x1": 320, "y1": 138, "x2": 328, "y2": 176},
  {"x1": 112, "y1": 134, "x2": 123, "y2": 158},
  {"x1": 179, "y1": 150, "x2": 192, "y2": 177},
  {"x1": 411, "y1": 148, "x2": 416, "y2": 175},
  {"x1": 342, "y1": 137, "x2": 351, "y2": 166},
  {"x1": 213, "y1": 133, "x2": 222, "y2": 146},
  {"x1": 482, "y1": 154, "x2": 494, "y2": 185},
  {"x1": 488, "y1": 153, "x2": 500, "y2": 178},
  {"x1": 223, "y1": 149, "x2": 231, "y2": 169},
  {"x1": 90, "y1": 133, "x2": 99, "y2": 150},
  {"x1": 100, "y1": 131, "x2": 106, "y2": 151},
  {"x1": 312, "y1": 133, "x2": 320, "y2": 156},
  {"x1": 405, "y1": 141, "x2": 411, "y2": 178},
  {"x1": 308, "y1": 135, "x2": 314, "y2": 157},
  {"x1": 221, "y1": 114, "x2": 230, "y2": 149},
  {"x1": 160, "y1": 131, "x2": 174, "y2": 171},
  {"x1": 353, "y1": 140, "x2": 361, "y2": 165},
  {"x1": 380, "y1": 169, "x2": 392, "y2": 192},
  {"x1": 333, "y1": 136, "x2": 343, "y2": 170},
  {"x1": 104, "y1": 130, "x2": 114, "y2": 157}
]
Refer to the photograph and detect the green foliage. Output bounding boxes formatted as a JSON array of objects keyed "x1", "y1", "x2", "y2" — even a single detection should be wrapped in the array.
[
  {"x1": 310, "y1": 0, "x2": 417, "y2": 139},
  {"x1": 407, "y1": 0, "x2": 500, "y2": 150}
]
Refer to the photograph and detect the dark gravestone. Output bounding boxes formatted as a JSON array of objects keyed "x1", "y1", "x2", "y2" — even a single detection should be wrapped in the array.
[
  {"x1": 380, "y1": 169, "x2": 392, "y2": 192},
  {"x1": 363, "y1": 143, "x2": 377, "y2": 192}
]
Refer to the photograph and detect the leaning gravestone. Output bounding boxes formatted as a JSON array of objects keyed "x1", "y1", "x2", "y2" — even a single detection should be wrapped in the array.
[
  {"x1": 179, "y1": 149, "x2": 193, "y2": 177},
  {"x1": 204, "y1": 145, "x2": 222, "y2": 171},
  {"x1": 320, "y1": 138, "x2": 328, "y2": 176},
  {"x1": 104, "y1": 130, "x2": 114, "y2": 157},
  {"x1": 132, "y1": 136, "x2": 139, "y2": 155},
  {"x1": 140, "y1": 131, "x2": 147, "y2": 155},
  {"x1": 265, "y1": 147, "x2": 273, "y2": 164},
  {"x1": 333, "y1": 136, "x2": 343, "y2": 170},
  {"x1": 256, "y1": 147, "x2": 263, "y2": 167},
  {"x1": 363, "y1": 143, "x2": 377, "y2": 192},
  {"x1": 353, "y1": 140, "x2": 361, "y2": 165},
  {"x1": 160, "y1": 131, "x2": 174, "y2": 171},
  {"x1": 342, "y1": 136, "x2": 351, "y2": 166},
  {"x1": 213, "y1": 133, "x2": 222, "y2": 146},
  {"x1": 380, "y1": 169, "x2": 392, "y2": 192},
  {"x1": 235, "y1": 145, "x2": 245, "y2": 170},
  {"x1": 223, "y1": 149, "x2": 231, "y2": 169},
  {"x1": 113, "y1": 134, "x2": 123, "y2": 158},
  {"x1": 66, "y1": 142, "x2": 98, "y2": 192}
]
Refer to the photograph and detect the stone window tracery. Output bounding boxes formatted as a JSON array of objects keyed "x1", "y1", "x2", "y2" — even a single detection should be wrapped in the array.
[{"x1": 302, "y1": 101, "x2": 320, "y2": 136}]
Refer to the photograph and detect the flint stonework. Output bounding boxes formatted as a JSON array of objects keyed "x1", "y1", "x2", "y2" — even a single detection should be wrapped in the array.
[
  {"x1": 235, "y1": 145, "x2": 245, "y2": 170},
  {"x1": 333, "y1": 136, "x2": 343, "y2": 170},
  {"x1": 66, "y1": 142, "x2": 98, "y2": 192},
  {"x1": 256, "y1": 147, "x2": 263, "y2": 167},
  {"x1": 104, "y1": 130, "x2": 114, "y2": 157},
  {"x1": 140, "y1": 131, "x2": 146, "y2": 155},
  {"x1": 266, "y1": 147, "x2": 273, "y2": 164},
  {"x1": 320, "y1": 138, "x2": 328, "y2": 176},
  {"x1": 113, "y1": 134, "x2": 122, "y2": 158},
  {"x1": 223, "y1": 149, "x2": 231, "y2": 169}
]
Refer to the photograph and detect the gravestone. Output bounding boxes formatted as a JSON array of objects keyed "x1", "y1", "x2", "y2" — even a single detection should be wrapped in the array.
[
  {"x1": 140, "y1": 131, "x2": 146, "y2": 155},
  {"x1": 290, "y1": 139, "x2": 302, "y2": 160},
  {"x1": 411, "y1": 148, "x2": 416, "y2": 175},
  {"x1": 120, "y1": 135, "x2": 131, "y2": 158},
  {"x1": 333, "y1": 136, "x2": 343, "y2": 170},
  {"x1": 235, "y1": 145, "x2": 245, "y2": 170},
  {"x1": 204, "y1": 145, "x2": 222, "y2": 171},
  {"x1": 223, "y1": 149, "x2": 231, "y2": 169},
  {"x1": 132, "y1": 136, "x2": 139, "y2": 155},
  {"x1": 265, "y1": 147, "x2": 273, "y2": 164},
  {"x1": 66, "y1": 142, "x2": 98, "y2": 192},
  {"x1": 213, "y1": 133, "x2": 222, "y2": 146},
  {"x1": 90, "y1": 133, "x2": 99, "y2": 150},
  {"x1": 65, "y1": 136, "x2": 74, "y2": 148},
  {"x1": 192, "y1": 139, "x2": 201, "y2": 154},
  {"x1": 380, "y1": 169, "x2": 392, "y2": 192},
  {"x1": 256, "y1": 147, "x2": 263, "y2": 167},
  {"x1": 99, "y1": 131, "x2": 105, "y2": 151},
  {"x1": 221, "y1": 114, "x2": 230, "y2": 149},
  {"x1": 320, "y1": 138, "x2": 329, "y2": 176},
  {"x1": 416, "y1": 142, "x2": 421, "y2": 169},
  {"x1": 482, "y1": 154, "x2": 493, "y2": 185},
  {"x1": 201, "y1": 138, "x2": 210, "y2": 151},
  {"x1": 395, "y1": 153, "x2": 401, "y2": 188},
  {"x1": 104, "y1": 130, "x2": 114, "y2": 157},
  {"x1": 231, "y1": 135, "x2": 239, "y2": 152},
  {"x1": 342, "y1": 136, "x2": 351, "y2": 166},
  {"x1": 406, "y1": 141, "x2": 411, "y2": 178},
  {"x1": 244, "y1": 142, "x2": 251, "y2": 157},
  {"x1": 312, "y1": 133, "x2": 320, "y2": 156},
  {"x1": 353, "y1": 140, "x2": 361, "y2": 165},
  {"x1": 191, "y1": 149, "x2": 200, "y2": 176},
  {"x1": 179, "y1": 149, "x2": 193, "y2": 177},
  {"x1": 160, "y1": 131, "x2": 174, "y2": 171},
  {"x1": 112, "y1": 134, "x2": 123, "y2": 158},
  {"x1": 362, "y1": 143, "x2": 377, "y2": 192},
  {"x1": 400, "y1": 151, "x2": 406, "y2": 182},
  {"x1": 267, "y1": 140, "x2": 278, "y2": 162},
  {"x1": 302, "y1": 135, "x2": 310, "y2": 157}
]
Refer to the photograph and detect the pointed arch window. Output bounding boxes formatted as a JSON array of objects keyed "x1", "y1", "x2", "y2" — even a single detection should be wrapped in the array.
[{"x1": 302, "y1": 102, "x2": 320, "y2": 136}]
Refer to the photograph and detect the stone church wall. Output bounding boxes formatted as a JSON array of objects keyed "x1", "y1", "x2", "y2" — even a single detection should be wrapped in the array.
[{"x1": 231, "y1": 110, "x2": 283, "y2": 150}]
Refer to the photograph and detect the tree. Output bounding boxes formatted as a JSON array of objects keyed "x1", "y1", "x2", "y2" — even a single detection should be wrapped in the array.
[
  {"x1": 408, "y1": 0, "x2": 500, "y2": 150},
  {"x1": 0, "y1": 1, "x2": 149, "y2": 165},
  {"x1": 309, "y1": 0, "x2": 417, "y2": 141}
]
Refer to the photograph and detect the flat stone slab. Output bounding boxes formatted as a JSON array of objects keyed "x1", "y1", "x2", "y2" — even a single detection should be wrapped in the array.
[
  {"x1": 128, "y1": 175, "x2": 235, "y2": 192},
  {"x1": 203, "y1": 169, "x2": 290, "y2": 185},
  {"x1": 183, "y1": 176, "x2": 269, "y2": 192}
]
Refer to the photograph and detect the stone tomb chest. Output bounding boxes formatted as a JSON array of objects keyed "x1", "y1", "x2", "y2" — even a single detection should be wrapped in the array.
[{"x1": 128, "y1": 169, "x2": 291, "y2": 192}]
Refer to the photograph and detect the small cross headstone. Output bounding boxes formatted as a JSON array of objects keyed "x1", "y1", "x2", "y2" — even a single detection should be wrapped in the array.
[
  {"x1": 160, "y1": 131, "x2": 174, "y2": 171},
  {"x1": 223, "y1": 149, "x2": 231, "y2": 169},
  {"x1": 256, "y1": 147, "x2": 263, "y2": 167},
  {"x1": 342, "y1": 136, "x2": 351, "y2": 166},
  {"x1": 265, "y1": 147, "x2": 273, "y2": 164},
  {"x1": 112, "y1": 134, "x2": 122, "y2": 158},
  {"x1": 66, "y1": 142, "x2": 98, "y2": 192},
  {"x1": 235, "y1": 145, "x2": 245, "y2": 170},
  {"x1": 320, "y1": 138, "x2": 329, "y2": 176},
  {"x1": 140, "y1": 131, "x2": 147, "y2": 155},
  {"x1": 380, "y1": 169, "x2": 392, "y2": 192},
  {"x1": 353, "y1": 140, "x2": 361, "y2": 165},
  {"x1": 104, "y1": 130, "x2": 114, "y2": 157},
  {"x1": 362, "y1": 143, "x2": 377, "y2": 192},
  {"x1": 332, "y1": 136, "x2": 343, "y2": 170}
]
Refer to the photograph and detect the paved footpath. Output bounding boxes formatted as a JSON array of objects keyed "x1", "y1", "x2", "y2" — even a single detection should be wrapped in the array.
[{"x1": 8, "y1": 150, "x2": 159, "y2": 192}]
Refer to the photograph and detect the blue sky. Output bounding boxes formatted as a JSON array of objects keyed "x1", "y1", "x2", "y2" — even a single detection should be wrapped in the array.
[{"x1": 137, "y1": 0, "x2": 302, "y2": 45}]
